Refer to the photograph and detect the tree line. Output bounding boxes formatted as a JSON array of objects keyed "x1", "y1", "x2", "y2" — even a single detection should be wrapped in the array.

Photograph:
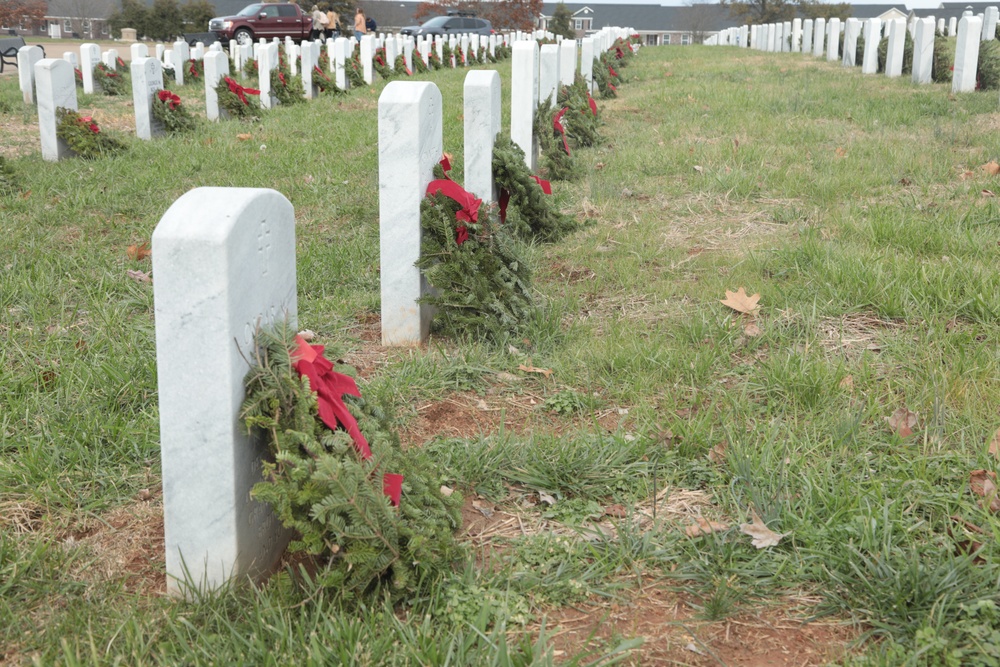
[{"x1": 109, "y1": 0, "x2": 218, "y2": 41}]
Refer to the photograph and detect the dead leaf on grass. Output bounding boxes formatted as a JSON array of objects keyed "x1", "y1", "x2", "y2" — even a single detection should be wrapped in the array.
[
  {"x1": 744, "y1": 322, "x2": 762, "y2": 337},
  {"x1": 720, "y1": 287, "x2": 761, "y2": 314},
  {"x1": 988, "y1": 427, "x2": 1000, "y2": 460},
  {"x1": 439, "y1": 485, "x2": 454, "y2": 497},
  {"x1": 899, "y1": 177, "x2": 912, "y2": 186},
  {"x1": 685, "y1": 516, "x2": 729, "y2": 538},
  {"x1": 236, "y1": 133, "x2": 252, "y2": 141},
  {"x1": 693, "y1": 165, "x2": 704, "y2": 174},
  {"x1": 835, "y1": 147, "x2": 847, "y2": 158},
  {"x1": 983, "y1": 190, "x2": 996, "y2": 198},
  {"x1": 538, "y1": 491, "x2": 556, "y2": 506},
  {"x1": 739, "y1": 511, "x2": 789, "y2": 549},
  {"x1": 707, "y1": 442, "x2": 727, "y2": 462},
  {"x1": 885, "y1": 407, "x2": 918, "y2": 438},
  {"x1": 839, "y1": 375, "x2": 854, "y2": 390},
  {"x1": 126, "y1": 270, "x2": 151, "y2": 283},
  {"x1": 982, "y1": 161, "x2": 1000, "y2": 175},
  {"x1": 603, "y1": 504, "x2": 627, "y2": 518},
  {"x1": 960, "y1": 170, "x2": 975, "y2": 180},
  {"x1": 970, "y1": 470, "x2": 1000, "y2": 512},
  {"x1": 518, "y1": 363, "x2": 553, "y2": 379},
  {"x1": 126, "y1": 242, "x2": 151, "y2": 261}
]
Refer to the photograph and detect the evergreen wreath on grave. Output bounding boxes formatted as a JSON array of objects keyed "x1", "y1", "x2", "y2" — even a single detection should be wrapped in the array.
[
  {"x1": 270, "y1": 68, "x2": 306, "y2": 105},
  {"x1": 394, "y1": 54, "x2": 411, "y2": 75},
  {"x1": 317, "y1": 48, "x2": 330, "y2": 72},
  {"x1": 612, "y1": 38, "x2": 635, "y2": 65},
  {"x1": 442, "y1": 41, "x2": 454, "y2": 66},
  {"x1": 977, "y1": 39, "x2": 1000, "y2": 90},
  {"x1": 312, "y1": 65, "x2": 345, "y2": 95},
  {"x1": 932, "y1": 36, "x2": 955, "y2": 83},
  {"x1": 854, "y1": 34, "x2": 865, "y2": 65},
  {"x1": 151, "y1": 89, "x2": 197, "y2": 134},
  {"x1": 454, "y1": 45, "x2": 466, "y2": 66},
  {"x1": 243, "y1": 57, "x2": 259, "y2": 80},
  {"x1": 116, "y1": 55, "x2": 126, "y2": 69},
  {"x1": 416, "y1": 158, "x2": 536, "y2": 342},
  {"x1": 215, "y1": 76, "x2": 263, "y2": 120},
  {"x1": 94, "y1": 62, "x2": 128, "y2": 96},
  {"x1": 486, "y1": 48, "x2": 497, "y2": 63},
  {"x1": 186, "y1": 58, "x2": 204, "y2": 81},
  {"x1": 55, "y1": 108, "x2": 126, "y2": 159},
  {"x1": 74, "y1": 67, "x2": 83, "y2": 88},
  {"x1": 533, "y1": 101, "x2": 577, "y2": 181},
  {"x1": 557, "y1": 75, "x2": 601, "y2": 148},
  {"x1": 495, "y1": 43, "x2": 511, "y2": 60},
  {"x1": 373, "y1": 47, "x2": 397, "y2": 79},
  {"x1": 347, "y1": 52, "x2": 366, "y2": 88},
  {"x1": 877, "y1": 32, "x2": 914, "y2": 74},
  {"x1": 492, "y1": 136, "x2": 577, "y2": 242},
  {"x1": 428, "y1": 49, "x2": 443, "y2": 70},
  {"x1": 0, "y1": 156, "x2": 21, "y2": 196},
  {"x1": 241, "y1": 326, "x2": 463, "y2": 599},
  {"x1": 413, "y1": 52, "x2": 429, "y2": 73},
  {"x1": 593, "y1": 56, "x2": 619, "y2": 98}
]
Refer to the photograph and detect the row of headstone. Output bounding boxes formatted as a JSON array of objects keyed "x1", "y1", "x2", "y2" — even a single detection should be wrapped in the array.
[
  {"x1": 708, "y1": 9, "x2": 998, "y2": 94},
  {"x1": 151, "y1": 27, "x2": 636, "y2": 594}
]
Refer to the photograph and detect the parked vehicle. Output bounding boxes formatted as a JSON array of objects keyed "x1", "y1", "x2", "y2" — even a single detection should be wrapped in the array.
[
  {"x1": 399, "y1": 14, "x2": 493, "y2": 38},
  {"x1": 209, "y1": 3, "x2": 311, "y2": 46}
]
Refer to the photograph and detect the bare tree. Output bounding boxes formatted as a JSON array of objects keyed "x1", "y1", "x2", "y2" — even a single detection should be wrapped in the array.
[{"x1": 676, "y1": 1, "x2": 723, "y2": 45}]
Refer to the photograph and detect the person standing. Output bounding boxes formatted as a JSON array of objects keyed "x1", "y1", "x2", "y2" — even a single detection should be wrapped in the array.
[
  {"x1": 354, "y1": 8, "x2": 366, "y2": 40},
  {"x1": 310, "y1": 4, "x2": 328, "y2": 40},
  {"x1": 325, "y1": 5, "x2": 340, "y2": 39}
]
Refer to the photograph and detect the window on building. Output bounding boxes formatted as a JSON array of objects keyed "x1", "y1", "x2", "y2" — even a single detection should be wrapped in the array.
[
  {"x1": 646, "y1": 34, "x2": 658, "y2": 46},
  {"x1": 101, "y1": 22, "x2": 109, "y2": 35},
  {"x1": 63, "y1": 19, "x2": 73, "y2": 31},
  {"x1": 681, "y1": 33, "x2": 691, "y2": 45},
  {"x1": 82, "y1": 19, "x2": 91, "y2": 33}
]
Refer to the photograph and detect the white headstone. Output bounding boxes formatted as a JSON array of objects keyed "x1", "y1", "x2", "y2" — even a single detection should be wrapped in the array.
[
  {"x1": 511, "y1": 41, "x2": 539, "y2": 171},
  {"x1": 386, "y1": 37, "x2": 398, "y2": 70},
  {"x1": 580, "y1": 37, "x2": 595, "y2": 92},
  {"x1": 153, "y1": 187, "x2": 295, "y2": 597},
  {"x1": 334, "y1": 37, "x2": 350, "y2": 91},
  {"x1": 18, "y1": 45, "x2": 44, "y2": 104},
  {"x1": 953, "y1": 15, "x2": 983, "y2": 92},
  {"x1": 192, "y1": 43, "x2": 205, "y2": 61},
  {"x1": 173, "y1": 39, "x2": 190, "y2": 86},
  {"x1": 464, "y1": 70, "x2": 501, "y2": 204},
  {"x1": 102, "y1": 49, "x2": 118, "y2": 70},
  {"x1": 558, "y1": 39, "x2": 576, "y2": 87},
  {"x1": 156, "y1": 43, "x2": 165, "y2": 60},
  {"x1": 862, "y1": 19, "x2": 882, "y2": 73},
  {"x1": 813, "y1": 18, "x2": 826, "y2": 57},
  {"x1": 360, "y1": 35, "x2": 375, "y2": 84},
  {"x1": 538, "y1": 44, "x2": 560, "y2": 108},
  {"x1": 802, "y1": 19, "x2": 814, "y2": 54},
  {"x1": 131, "y1": 43, "x2": 149, "y2": 60},
  {"x1": 131, "y1": 57, "x2": 164, "y2": 140},
  {"x1": 792, "y1": 18, "x2": 802, "y2": 51},
  {"x1": 984, "y1": 6, "x2": 999, "y2": 40},
  {"x1": 300, "y1": 41, "x2": 317, "y2": 98},
  {"x1": 377, "y1": 82, "x2": 441, "y2": 346},
  {"x1": 460, "y1": 34, "x2": 469, "y2": 64},
  {"x1": 912, "y1": 17, "x2": 935, "y2": 84},
  {"x1": 827, "y1": 18, "x2": 841, "y2": 61},
  {"x1": 782, "y1": 21, "x2": 791, "y2": 51},
  {"x1": 204, "y1": 50, "x2": 229, "y2": 121},
  {"x1": 885, "y1": 19, "x2": 906, "y2": 77},
  {"x1": 80, "y1": 43, "x2": 100, "y2": 94},
  {"x1": 258, "y1": 42, "x2": 279, "y2": 109},
  {"x1": 210, "y1": 42, "x2": 223, "y2": 52},
  {"x1": 63, "y1": 51, "x2": 78, "y2": 69},
  {"x1": 34, "y1": 58, "x2": 77, "y2": 162},
  {"x1": 949, "y1": 17, "x2": 958, "y2": 36},
  {"x1": 843, "y1": 18, "x2": 860, "y2": 66}
]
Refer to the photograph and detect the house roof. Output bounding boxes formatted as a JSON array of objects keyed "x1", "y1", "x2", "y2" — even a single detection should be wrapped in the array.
[
  {"x1": 848, "y1": 4, "x2": 910, "y2": 18},
  {"x1": 540, "y1": 2, "x2": 740, "y2": 32},
  {"x1": 934, "y1": 2, "x2": 1000, "y2": 20},
  {"x1": 45, "y1": 0, "x2": 118, "y2": 19}
]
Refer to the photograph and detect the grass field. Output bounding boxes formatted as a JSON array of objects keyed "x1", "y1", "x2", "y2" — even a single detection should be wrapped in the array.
[{"x1": 3, "y1": 43, "x2": 1000, "y2": 665}]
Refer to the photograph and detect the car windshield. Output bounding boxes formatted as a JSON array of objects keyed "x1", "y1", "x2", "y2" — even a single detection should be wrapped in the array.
[
  {"x1": 420, "y1": 16, "x2": 450, "y2": 28},
  {"x1": 237, "y1": 4, "x2": 265, "y2": 16}
]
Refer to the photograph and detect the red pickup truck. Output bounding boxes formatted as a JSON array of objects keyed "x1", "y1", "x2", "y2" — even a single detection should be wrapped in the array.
[{"x1": 209, "y1": 3, "x2": 312, "y2": 46}]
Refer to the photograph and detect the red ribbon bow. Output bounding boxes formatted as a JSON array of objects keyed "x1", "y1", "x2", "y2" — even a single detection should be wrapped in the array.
[
  {"x1": 426, "y1": 172, "x2": 481, "y2": 245},
  {"x1": 292, "y1": 335, "x2": 372, "y2": 460},
  {"x1": 291, "y1": 336, "x2": 404, "y2": 506},
  {"x1": 405, "y1": 64, "x2": 412, "y2": 76},
  {"x1": 553, "y1": 107, "x2": 571, "y2": 156},
  {"x1": 313, "y1": 65, "x2": 330, "y2": 81},
  {"x1": 157, "y1": 89, "x2": 181, "y2": 110},
  {"x1": 439, "y1": 154, "x2": 452, "y2": 173},
  {"x1": 608, "y1": 65, "x2": 619, "y2": 78},
  {"x1": 225, "y1": 76, "x2": 260, "y2": 105},
  {"x1": 278, "y1": 71, "x2": 287, "y2": 87},
  {"x1": 587, "y1": 92, "x2": 598, "y2": 117}
]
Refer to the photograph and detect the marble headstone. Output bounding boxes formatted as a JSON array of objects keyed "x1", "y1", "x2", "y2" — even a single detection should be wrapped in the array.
[
  {"x1": 464, "y1": 70, "x2": 501, "y2": 203},
  {"x1": 34, "y1": 58, "x2": 77, "y2": 162},
  {"x1": 511, "y1": 40, "x2": 539, "y2": 170},
  {"x1": 912, "y1": 18, "x2": 935, "y2": 84},
  {"x1": 204, "y1": 50, "x2": 230, "y2": 121},
  {"x1": 377, "y1": 82, "x2": 441, "y2": 346},
  {"x1": 360, "y1": 35, "x2": 375, "y2": 84},
  {"x1": 885, "y1": 19, "x2": 906, "y2": 77},
  {"x1": 813, "y1": 18, "x2": 827, "y2": 57},
  {"x1": 538, "y1": 43, "x2": 560, "y2": 108},
  {"x1": 953, "y1": 15, "x2": 983, "y2": 92},
  {"x1": 153, "y1": 187, "x2": 296, "y2": 596},
  {"x1": 131, "y1": 57, "x2": 164, "y2": 140},
  {"x1": 862, "y1": 19, "x2": 882, "y2": 73},
  {"x1": 17, "y1": 45, "x2": 44, "y2": 104},
  {"x1": 80, "y1": 43, "x2": 100, "y2": 94}
]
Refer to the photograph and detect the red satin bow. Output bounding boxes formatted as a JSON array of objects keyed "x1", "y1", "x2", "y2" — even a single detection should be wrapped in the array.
[
  {"x1": 439, "y1": 154, "x2": 452, "y2": 173},
  {"x1": 426, "y1": 179, "x2": 481, "y2": 225},
  {"x1": 313, "y1": 65, "x2": 330, "y2": 81},
  {"x1": 79, "y1": 116, "x2": 100, "y2": 134},
  {"x1": 498, "y1": 175, "x2": 551, "y2": 224},
  {"x1": 225, "y1": 76, "x2": 260, "y2": 105},
  {"x1": 553, "y1": 107, "x2": 570, "y2": 156},
  {"x1": 292, "y1": 335, "x2": 371, "y2": 460},
  {"x1": 158, "y1": 89, "x2": 181, "y2": 110},
  {"x1": 531, "y1": 175, "x2": 552, "y2": 194},
  {"x1": 587, "y1": 93, "x2": 598, "y2": 117},
  {"x1": 278, "y1": 71, "x2": 287, "y2": 87},
  {"x1": 609, "y1": 65, "x2": 619, "y2": 78}
]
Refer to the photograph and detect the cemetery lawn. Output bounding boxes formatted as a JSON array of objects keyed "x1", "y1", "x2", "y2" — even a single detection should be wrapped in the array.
[{"x1": 3, "y1": 44, "x2": 1000, "y2": 665}]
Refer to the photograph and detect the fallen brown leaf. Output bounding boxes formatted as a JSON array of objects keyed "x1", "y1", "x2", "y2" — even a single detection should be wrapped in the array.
[
  {"x1": 739, "y1": 511, "x2": 788, "y2": 549},
  {"x1": 960, "y1": 170, "x2": 975, "y2": 180},
  {"x1": 983, "y1": 189, "x2": 996, "y2": 198},
  {"x1": 518, "y1": 363, "x2": 553, "y2": 379},
  {"x1": 126, "y1": 242, "x2": 151, "y2": 262},
  {"x1": 989, "y1": 427, "x2": 1000, "y2": 460},
  {"x1": 707, "y1": 442, "x2": 727, "y2": 463},
  {"x1": 970, "y1": 470, "x2": 1000, "y2": 512},
  {"x1": 899, "y1": 177, "x2": 912, "y2": 186},
  {"x1": 884, "y1": 407, "x2": 918, "y2": 438},
  {"x1": 839, "y1": 375, "x2": 854, "y2": 390},
  {"x1": 693, "y1": 165, "x2": 704, "y2": 174},
  {"x1": 835, "y1": 146, "x2": 847, "y2": 158},
  {"x1": 685, "y1": 516, "x2": 729, "y2": 538},
  {"x1": 603, "y1": 504, "x2": 627, "y2": 518},
  {"x1": 126, "y1": 269, "x2": 151, "y2": 283},
  {"x1": 982, "y1": 161, "x2": 1000, "y2": 175},
  {"x1": 743, "y1": 322, "x2": 762, "y2": 337},
  {"x1": 720, "y1": 287, "x2": 761, "y2": 314},
  {"x1": 236, "y1": 133, "x2": 252, "y2": 141}
]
